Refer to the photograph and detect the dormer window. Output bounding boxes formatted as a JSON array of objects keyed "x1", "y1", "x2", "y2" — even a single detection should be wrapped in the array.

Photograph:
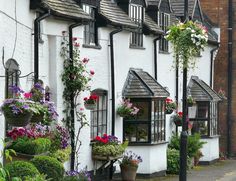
[
  {"x1": 158, "y1": 11, "x2": 170, "y2": 52},
  {"x1": 129, "y1": 4, "x2": 143, "y2": 48},
  {"x1": 82, "y1": 4, "x2": 98, "y2": 46}
]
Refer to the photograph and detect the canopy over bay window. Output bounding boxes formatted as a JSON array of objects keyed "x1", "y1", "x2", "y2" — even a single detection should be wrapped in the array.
[
  {"x1": 122, "y1": 68, "x2": 169, "y2": 144},
  {"x1": 188, "y1": 76, "x2": 222, "y2": 137}
]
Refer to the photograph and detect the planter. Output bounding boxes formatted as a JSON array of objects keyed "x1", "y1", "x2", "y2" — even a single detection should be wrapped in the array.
[
  {"x1": 92, "y1": 154, "x2": 122, "y2": 161},
  {"x1": 31, "y1": 112, "x2": 44, "y2": 123},
  {"x1": 4, "y1": 111, "x2": 32, "y2": 127},
  {"x1": 120, "y1": 164, "x2": 138, "y2": 181},
  {"x1": 165, "y1": 109, "x2": 174, "y2": 114},
  {"x1": 84, "y1": 103, "x2": 96, "y2": 110}
]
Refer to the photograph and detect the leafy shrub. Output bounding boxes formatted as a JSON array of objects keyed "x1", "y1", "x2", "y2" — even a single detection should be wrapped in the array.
[
  {"x1": 167, "y1": 149, "x2": 180, "y2": 174},
  {"x1": 5, "y1": 161, "x2": 39, "y2": 179},
  {"x1": 168, "y1": 134, "x2": 206, "y2": 158},
  {"x1": 24, "y1": 174, "x2": 51, "y2": 181},
  {"x1": 31, "y1": 156, "x2": 64, "y2": 181},
  {"x1": 10, "y1": 137, "x2": 51, "y2": 155},
  {"x1": 50, "y1": 146, "x2": 71, "y2": 163}
]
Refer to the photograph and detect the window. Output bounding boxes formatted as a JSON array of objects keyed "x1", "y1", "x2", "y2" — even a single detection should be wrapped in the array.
[
  {"x1": 5, "y1": 59, "x2": 19, "y2": 98},
  {"x1": 90, "y1": 89, "x2": 108, "y2": 139},
  {"x1": 190, "y1": 101, "x2": 218, "y2": 136},
  {"x1": 158, "y1": 11, "x2": 170, "y2": 52},
  {"x1": 82, "y1": 4, "x2": 97, "y2": 45},
  {"x1": 129, "y1": 4, "x2": 143, "y2": 47},
  {"x1": 123, "y1": 98, "x2": 166, "y2": 144}
]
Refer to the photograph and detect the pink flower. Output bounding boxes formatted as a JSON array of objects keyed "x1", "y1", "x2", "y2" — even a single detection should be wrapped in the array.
[
  {"x1": 80, "y1": 107, "x2": 84, "y2": 111},
  {"x1": 72, "y1": 37, "x2": 77, "y2": 41},
  {"x1": 23, "y1": 92, "x2": 32, "y2": 99},
  {"x1": 74, "y1": 42, "x2": 80, "y2": 47},
  {"x1": 90, "y1": 69, "x2": 95, "y2": 75},
  {"x1": 84, "y1": 97, "x2": 88, "y2": 101},
  {"x1": 82, "y1": 58, "x2": 89, "y2": 64}
]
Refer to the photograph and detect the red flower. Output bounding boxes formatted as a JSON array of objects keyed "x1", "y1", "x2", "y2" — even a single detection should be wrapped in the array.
[
  {"x1": 103, "y1": 133, "x2": 108, "y2": 138},
  {"x1": 72, "y1": 37, "x2": 77, "y2": 41},
  {"x1": 82, "y1": 58, "x2": 89, "y2": 64},
  {"x1": 178, "y1": 112, "x2": 183, "y2": 117},
  {"x1": 90, "y1": 69, "x2": 95, "y2": 75},
  {"x1": 74, "y1": 42, "x2": 80, "y2": 47},
  {"x1": 84, "y1": 97, "x2": 88, "y2": 101},
  {"x1": 95, "y1": 136, "x2": 101, "y2": 141}
]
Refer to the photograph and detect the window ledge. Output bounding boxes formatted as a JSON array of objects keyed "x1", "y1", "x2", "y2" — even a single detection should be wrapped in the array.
[
  {"x1": 129, "y1": 45, "x2": 146, "y2": 50},
  {"x1": 82, "y1": 44, "x2": 102, "y2": 50},
  {"x1": 128, "y1": 141, "x2": 168, "y2": 146},
  {"x1": 159, "y1": 50, "x2": 170, "y2": 54}
]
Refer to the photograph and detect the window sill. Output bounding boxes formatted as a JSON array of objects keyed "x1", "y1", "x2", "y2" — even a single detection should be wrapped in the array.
[
  {"x1": 82, "y1": 44, "x2": 102, "y2": 50},
  {"x1": 128, "y1": 141, "x2": 168, "y2": 146},
  {"x1": 129, "y1": 45, "x2": 146, "y2": 50},
  {"x1": 159, "y1": 50, "x2": 170, "y2": 54}
]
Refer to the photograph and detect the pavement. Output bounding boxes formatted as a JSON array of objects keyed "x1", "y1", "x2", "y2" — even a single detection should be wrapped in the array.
[{"x1": 135, "y1": 159, "x2": 236, "y2": 181}]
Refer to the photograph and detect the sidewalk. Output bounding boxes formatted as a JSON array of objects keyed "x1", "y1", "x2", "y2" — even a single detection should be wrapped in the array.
[{"x1": 136, "y1": 159, "x2": 236, "y2": 181}]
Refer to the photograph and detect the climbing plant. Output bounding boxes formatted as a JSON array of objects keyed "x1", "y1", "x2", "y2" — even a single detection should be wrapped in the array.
[{"x1": 60, "y1": 32, "x2": 93, "y2": 170}]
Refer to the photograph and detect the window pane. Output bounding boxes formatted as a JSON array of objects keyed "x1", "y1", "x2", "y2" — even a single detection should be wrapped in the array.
[{"x1": 133, "y1": 101, "x2": 149, "y2": 120}]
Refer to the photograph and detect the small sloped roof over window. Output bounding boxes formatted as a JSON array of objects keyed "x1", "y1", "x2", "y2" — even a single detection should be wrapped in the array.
[
  {"x1": 171, "y1": 0, "x2": 196, "y2": 18},
  {"x1": 122, "y1": 69, "x2": 170, "y2": 98},
  {"x1": 99, "y1": 0, "x2": 138, "y2": 29},
  {"x1": 188, "y1": 76, "x2": 221, "y2": 101},
  {"x1": 143, "y1": 14, "x2": 164, "y2": 35},
  {"x1": 30, "y1": 0, "x2": 92, "y2": 21}
]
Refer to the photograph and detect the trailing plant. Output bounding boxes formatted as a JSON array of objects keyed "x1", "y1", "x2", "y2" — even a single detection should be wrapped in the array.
[
  {"x1": 5, "y1": 161, "x2": 40, "y2": 179},
  {"x1": 117, "y1": 99, "x2": 139, "y2": 118},
  {"x1": 165, "y1": 21, "x2": 208, "y2": 69},
  {"x1": 31, "y1": 156, "x2": 64, "y2": 181},
  {"x1": 60, "y1": 31, "x2": 93, "y2": 170},
  {"x1": 50, "y1": 146, "x2": 71, "y2": 163}
]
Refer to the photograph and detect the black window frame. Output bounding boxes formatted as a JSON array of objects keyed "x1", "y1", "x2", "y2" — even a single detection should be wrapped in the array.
[
  {"x1": 129, "y1": 3, "x2": 144, "y2": 48},
  {"x1": 5, "y1": 59, "x2": 19, "y2": 98},
  {"x1": 158, "y1": 11, "x2": 170, "y2": 53},
  {"x1": 123, "y1": 98, "x2": 166, "y2": 145},
  {"x1": 82, "y1": 4, "x2": 98, "y2": 47},
  {"x1": 189, "y1": 101, "x2": 219, "y2": 137},
  {"x1": 90, "y1": 89, "x2": 108, "y2": 140}
]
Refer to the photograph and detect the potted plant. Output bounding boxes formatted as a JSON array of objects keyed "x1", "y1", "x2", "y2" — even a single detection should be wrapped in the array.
[
  {"x1": 119, "y1": 151, "x2": 142, "y2": 181},
  {"x1": 172, "y1": 112, "x2": 183, "y2": 126},
  {"x1": 165, "y1": 98, "x2": 177, "y2": 114},
  {"x1": 187, "y1": 96, "x2": 196, "y2": 107},
  {"x1": 117, "y1": 99, "x2": 139, "y2": 119},
  {"x1": 83, "y1": 94, "x2": 98, "y2": 110},
  {"x1": 91, "y1": 134, "x2": 127, "y2": 160}
]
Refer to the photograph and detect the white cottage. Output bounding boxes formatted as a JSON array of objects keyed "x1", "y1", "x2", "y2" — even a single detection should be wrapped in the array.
[{"x1": 0, "y1": 0, "x2": 220, "y2": 179}]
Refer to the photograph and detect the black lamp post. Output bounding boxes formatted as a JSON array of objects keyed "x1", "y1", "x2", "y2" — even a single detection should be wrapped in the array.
[{"x1": 179, "y1": 0, "x2": 188, "y2": 181}]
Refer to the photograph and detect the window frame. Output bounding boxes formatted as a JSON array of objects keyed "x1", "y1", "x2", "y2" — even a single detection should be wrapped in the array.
[
  {"x1": 158, "y1": 11, "x2": 170, "y2": 53},
  {"x1": 129, "y1": 3, "x2": 144, "y2": 48},
  {"x1": 82, "y1": 4, "x2": 99, "y2": 47},
  {"x1": 90, "y1": 89, "x2": 108, "y2": 140},
  {"x1": 123, "y1": 98, "x2": 166, "y2": 145}
]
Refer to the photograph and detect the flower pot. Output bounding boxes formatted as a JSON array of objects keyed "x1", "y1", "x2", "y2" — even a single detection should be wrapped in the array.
[
  {"x1": 165, "y1": 109, "x2": 173, "y2": 114},
  {"x1": 84, "y1": 103, "x2": 96, "y2": 110},
  {"x1": 31, "y1": 112, "x2": 44, "y2": 123},
  {"x1": 4, "y1": 111, "x2": 32, "y2": 127},
  {"x1": 120, "y1": 164, "x2": 138, "y2": 181}
]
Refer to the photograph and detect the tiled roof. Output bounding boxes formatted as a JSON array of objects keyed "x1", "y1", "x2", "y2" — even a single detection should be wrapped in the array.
[
  {"x1": 171, "y1": 0, "x2": 196, "y2": 17},
  {"x1": 188, "y1": 76, "x2": 221, "y2": 101},
  {"x1": 144, "y1": 14, "x2": 163, "y2": 35},
  {"x1": 122, "y1": 68, "x2": 170, "y2": 98},
  {"x1": 39, "y1": 0, "x2": 92, "y2": 21},
  {"x1": 147, "y1": 0, "x2": 161, "y2": 7},
  {"x1": 203, "y1": 14, "x2": 218, "y2": 44},
  {"x1": 99, "y1": 0, "x2": 138, "y2": 29}
]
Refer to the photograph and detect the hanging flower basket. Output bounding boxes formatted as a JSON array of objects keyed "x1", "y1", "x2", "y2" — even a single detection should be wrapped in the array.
[
  {"x1": 30, "y1": 112, "x2": 44, "y2": 123},
  {"x1": 4, "y1": 111, "x2": 32, "y2": 127},
  {"x1": 84, "y1": 103, "x2": 96, "y2": 110},
  {"x1": 165, "y1": 109, "x2": 174, "y2": 114}
]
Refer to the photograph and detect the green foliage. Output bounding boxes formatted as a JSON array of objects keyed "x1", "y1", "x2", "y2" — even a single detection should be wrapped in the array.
[
  {"x1": 50, "y1": 146, "x2": 71, "y2": 163},
  {"x1": 92, "y1": 144, "x2": 125, "y2": 157},
  {"x1": 31, "y1": 156, "x2": 64, "y2": 181},
  {"x1": 24, "y1": 174, "x2": 52, "y2": 181},
  {"x1": 167, "y1": 149, "x2": 180, "y2": 174},
  {"x1": 63, "y1": 176, "x2": 90, "y2": 181},
  {"x1": 5, "y1": 161, "x2": 39, "y2": 179},
  {"x1": 168, "y1": 134, "x2": 206, "y2": 158},
  {"x1": 11, "y1": 137, "x2": 51, "y2": 155}
]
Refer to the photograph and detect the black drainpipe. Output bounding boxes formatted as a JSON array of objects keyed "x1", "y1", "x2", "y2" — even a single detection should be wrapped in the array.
[
  {"x1": 69, "y1": 23, "x2": 82, "y2": 171},
  {"x1": 34, "y1": 11, "x2": 51, "y2": 83},
  {"x1": 110, "y1": 28, "x2": 122, "y2": 136},
  {"x1": 175, "y1": 56, "x2": 179, "y2": 104},
  {"x1": 227, "y1": 0, "x2": 233, "y2": 157},
  {"x1": 210, "y1": 44, "x2": 219, "y2": 88},
  {"x1": 153, "y1": 36, "x2": 161, "y2": 80}
]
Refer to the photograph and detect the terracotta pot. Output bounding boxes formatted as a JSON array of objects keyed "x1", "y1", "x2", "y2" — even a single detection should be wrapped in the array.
[
  {"x1": 120, "y1": 164, "x2": 138, "y2": 181},
  {"x1": 84, "y1": 103, "x2": 96, "y2": 110},
  {"x1": 4, "y1": 111, "x2": 32, "y2": 127}
]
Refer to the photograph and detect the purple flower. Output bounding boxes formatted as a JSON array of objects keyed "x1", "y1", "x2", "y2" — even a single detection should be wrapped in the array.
[
  {"x1": 9, "y1": 85, "x2": 24, "y2": 94},
  {"x1": 34, "y1": 83, "x2": 44, "y2": 91}
]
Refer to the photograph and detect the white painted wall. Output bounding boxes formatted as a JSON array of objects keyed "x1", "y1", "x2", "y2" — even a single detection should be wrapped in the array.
[{"x1": 200, "y1": 137, "x2": 219, "y2": 162}]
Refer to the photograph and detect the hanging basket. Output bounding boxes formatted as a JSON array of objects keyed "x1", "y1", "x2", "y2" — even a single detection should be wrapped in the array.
[
  {"x1": 30, "y1": 112, "x2": 44, "y2": 123},
  {"x1": 84, "y1": 103, "x2": 96, "y2": 110},
  {"x1": 120, "y1": 164, "x2": 138, "y2": 181},
  {"x1": 4, "y1": 111, "x2": 32, "y2": 127},
  {"x1": 165, "y1": 109, "x2": 174, "y2": 114},
  {"x1": 174, "y1": 119, "x2": 182, "y2": 126}
]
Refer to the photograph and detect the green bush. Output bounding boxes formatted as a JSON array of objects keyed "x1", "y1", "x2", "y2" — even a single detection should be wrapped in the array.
[
  {"x1": 31, "y1": 156, "x2": 64, "y2": 181},
  {"x1": 167, "y1": 149, "x2": 180, "y2": 174},
  {"x1": 11, "y1": 137, "x2": 51, "y2": 155},
  {"x1": 50, "y1": 146, "x2": 71, "y2": 163},
  {"x1": 168, "y1": 134, "x2": 206, "y2": 158},
  {"x1": 5, "y1": 161, "x2": 39, "y2": 179},
  {"x1": 24, "y1": 173, "x2": 51, "y2": 181}
]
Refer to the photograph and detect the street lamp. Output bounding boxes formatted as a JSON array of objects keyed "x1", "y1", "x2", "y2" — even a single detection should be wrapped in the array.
[{"x1": 179, "y1": 0, "x2": 188, "y2": 181}]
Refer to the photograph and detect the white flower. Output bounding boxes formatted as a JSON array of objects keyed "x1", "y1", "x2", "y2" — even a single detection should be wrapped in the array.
[
  {"x1": 186, "y1": 27, "x2": 191, "y2": 30},
  {"x1": 191, "y1": 29, "x2": 195, "y2": 33}
]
